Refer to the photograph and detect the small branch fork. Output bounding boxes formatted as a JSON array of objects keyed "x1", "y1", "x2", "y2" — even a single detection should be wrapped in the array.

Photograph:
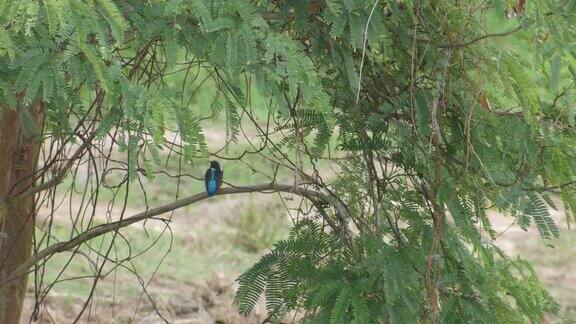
[{"x1": 2, "y1": 183, "x2": 353, "y2": 285}]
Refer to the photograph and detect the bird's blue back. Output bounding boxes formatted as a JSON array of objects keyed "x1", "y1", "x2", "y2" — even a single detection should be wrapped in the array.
[{"x1": 206, "y1": 168, "x2": 217, "y2": 196}]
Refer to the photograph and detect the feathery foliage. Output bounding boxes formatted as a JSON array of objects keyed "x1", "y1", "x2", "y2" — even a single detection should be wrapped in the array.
[{"x1": 1, "y1": 0, "x2": 576, "y2": 322}]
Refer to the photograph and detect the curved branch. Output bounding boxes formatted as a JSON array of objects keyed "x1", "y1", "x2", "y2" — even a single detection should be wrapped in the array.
[
  {"x1": 2, "y1": 183, "x2": 353, "y2": 284},
  {"x1": 440, "y1": 25, "x2": 523, "y2": 48},
  {"x1": 415, "y1": 25, "x2": 523, "y2": 49}
]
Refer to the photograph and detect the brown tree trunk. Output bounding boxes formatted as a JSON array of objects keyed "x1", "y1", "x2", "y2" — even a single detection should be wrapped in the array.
[{"x1": 0, "y1": 102, "x2": 44, "y2": 324}]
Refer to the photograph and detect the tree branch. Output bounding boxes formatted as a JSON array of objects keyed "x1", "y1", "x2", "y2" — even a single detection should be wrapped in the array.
[
  {"x1": 416, "y1": 25, "x2": 523, "y2": 49},
  {"x1": 2, "y1": 183, "x2": 353, "y2": 284},
  {"x1": 8, "y1": 132, "x2": 97, "y2": 204}
]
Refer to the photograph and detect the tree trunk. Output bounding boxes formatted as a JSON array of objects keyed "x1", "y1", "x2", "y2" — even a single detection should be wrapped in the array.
[{"x1": 0, "y1": 102, "x2": 44, "y2": 324}]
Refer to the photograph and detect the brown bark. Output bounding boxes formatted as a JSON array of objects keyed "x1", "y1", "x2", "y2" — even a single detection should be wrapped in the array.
[{"x1": 0, "y1": 102, "x2": 44, "y2": 324}]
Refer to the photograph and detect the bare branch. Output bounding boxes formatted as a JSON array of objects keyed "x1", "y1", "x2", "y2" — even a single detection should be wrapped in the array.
[
  {"x1": 2, "y1": 183, "x2": 353, "y2": 284},
  {"x1": 416, "y1": 25, "x2": 523, "y2": 49}
]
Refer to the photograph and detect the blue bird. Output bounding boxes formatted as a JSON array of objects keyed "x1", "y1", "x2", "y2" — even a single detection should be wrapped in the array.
[{"x1": 205, "y1": 160, "x2": 223, "y2": 196}]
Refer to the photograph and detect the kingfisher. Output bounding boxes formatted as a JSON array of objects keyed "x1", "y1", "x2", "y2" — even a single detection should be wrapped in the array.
[{"x1": 205, "y1": 160, "x2": 223, "y2": 196}]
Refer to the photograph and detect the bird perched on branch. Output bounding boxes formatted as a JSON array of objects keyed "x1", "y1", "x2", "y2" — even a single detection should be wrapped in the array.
[{"x1": 205, "y1": 160, "x2": 223, "y2": 196}]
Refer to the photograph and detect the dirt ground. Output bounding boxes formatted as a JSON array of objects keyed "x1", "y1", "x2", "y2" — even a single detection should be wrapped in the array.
[{"x1": 22, "y1": 274, "x2": 268, "y2": 323}]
